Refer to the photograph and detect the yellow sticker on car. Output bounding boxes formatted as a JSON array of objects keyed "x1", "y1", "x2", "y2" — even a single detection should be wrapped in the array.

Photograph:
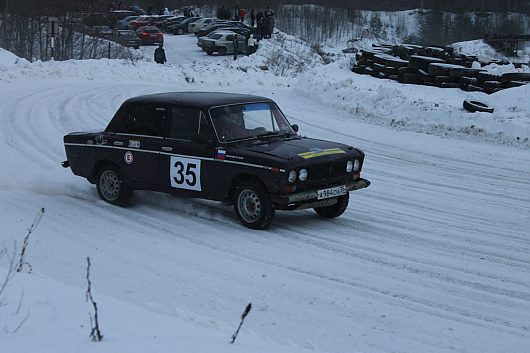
[{"x1": 298, "y1": 148, "x2": 346, "y2": 159}]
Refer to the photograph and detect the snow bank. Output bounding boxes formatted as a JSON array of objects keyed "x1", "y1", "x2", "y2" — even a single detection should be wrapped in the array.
[
  {"x1": 234, "y1": 32, "x2": 324, "y2": 77},
  {"x1": 295, "y1": 57, "x2": 530, "y2": 147},
  {"x1": 452, "y1": 39, "x2": 530, "y2": 63},
  {"x1": 1, "y1": 35, "x2": 528, "y2": 148},
  {"x1": 0, "y1": 269, "x2": 310, "y2": 353},
  {"x1": 0, "y1": 48, "x2": 18, "y2": 64},
  {"x1": 481, "y1": 62, "x2": 530, "y2": 75}
]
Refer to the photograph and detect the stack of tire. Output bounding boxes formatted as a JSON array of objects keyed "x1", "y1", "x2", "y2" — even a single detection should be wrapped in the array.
[{"x1": 352, "y1": 44, "x2": 530, "y2": 94}]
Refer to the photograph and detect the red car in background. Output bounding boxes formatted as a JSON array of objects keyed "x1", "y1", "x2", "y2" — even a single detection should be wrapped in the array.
[
  {"x1": 136, "y1": 26, "x2": 163, "y2": 45},
  {"x1": 129, "y1": 16, "x2": 154, "y2": 30}
]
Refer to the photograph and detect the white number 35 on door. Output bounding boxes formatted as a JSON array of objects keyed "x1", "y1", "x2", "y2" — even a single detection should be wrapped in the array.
[{"x1": 170, "y1": 156, "x2": 202, "y2": 191}]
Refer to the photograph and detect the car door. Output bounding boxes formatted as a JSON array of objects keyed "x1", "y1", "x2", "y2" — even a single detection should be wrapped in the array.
[
  {"x1": 160, "y1": 107, "x2": 219, "y2": 199},
  {"x1": 116, "y1": 103, "x2": 167, "y2": 188}
]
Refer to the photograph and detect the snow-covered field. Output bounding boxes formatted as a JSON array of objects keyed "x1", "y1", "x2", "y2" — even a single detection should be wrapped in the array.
[{"x1": 1, "y1": 33, "x2": 529, "y2": 353}]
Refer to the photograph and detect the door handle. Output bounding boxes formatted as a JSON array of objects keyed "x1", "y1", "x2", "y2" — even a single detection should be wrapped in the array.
[{"x1": 161, "y1": 146, "x2": 173, "y2": 152}]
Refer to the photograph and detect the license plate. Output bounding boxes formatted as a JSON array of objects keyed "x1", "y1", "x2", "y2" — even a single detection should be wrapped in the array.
[
  {"x1": 317, "y1": 185, "x2": 347, "y2": 200},
  {"x1": 150, "y1": 34, "x2": 157, "y2": 37}
]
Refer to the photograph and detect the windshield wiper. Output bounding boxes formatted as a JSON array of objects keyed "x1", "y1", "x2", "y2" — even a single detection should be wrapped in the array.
[
  {"x1": 225, "y1": 135, "x2": 256, "y2": 143},
  {"x1": 256, "y1": 131, "x2": 291, "y2": 140}
]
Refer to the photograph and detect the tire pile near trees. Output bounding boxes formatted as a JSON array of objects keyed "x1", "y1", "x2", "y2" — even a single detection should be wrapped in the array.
[{"x1": 352, "y1": 44, "x2": 530, "y2": 94}]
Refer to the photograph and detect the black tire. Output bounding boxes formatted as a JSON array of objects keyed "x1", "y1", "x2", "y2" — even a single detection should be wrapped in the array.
[
  {"x1": 401, "y1": 73, "x2": 423, "y2": 85},
  {"x1": 96, "y1": 165, "x2": 132, "y2": 206},
  {"x1": 409, "y1": 55, "x2": 444, "y2": 71},
  {"x1": 234, "y1": 180, "x2": 274, "y2": 229},
  {"x1": 501, "y1": 72, "x2": 530, "y2": 83},
  {"x1": 177, "y1": 28, "x2": 184, "y2": 35},
  {"x1": 314, "y1": 193, "x2": 349, "y2": 218},
  {"x1": 463, "y1": 100, "x2": 494, "y2": 113},
  {"x1": 463, "y1": 84, "x2": 484, "y2": 92},
  {"x1": 483, "y1": 80, "x2": 501, "y2": 94},
  {"x1": 434, "y1": 75, "x2": 450, "y2": 86},
  {"x1": 218, "y1": 47, "x2": 227, "y2": 55},
  {"x1": 205, "y1": 49, "x2": 213, "y2": 56}
]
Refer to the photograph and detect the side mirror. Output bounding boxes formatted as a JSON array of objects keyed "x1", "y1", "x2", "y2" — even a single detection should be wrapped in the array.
[{"x1": 291, "y1": 124, "x2": 299, "y2": 133}]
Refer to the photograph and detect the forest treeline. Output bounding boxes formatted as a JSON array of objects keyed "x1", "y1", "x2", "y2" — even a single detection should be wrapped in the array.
[{"x1": 2, "y1": 1, "x2": 530, "y2": 15}]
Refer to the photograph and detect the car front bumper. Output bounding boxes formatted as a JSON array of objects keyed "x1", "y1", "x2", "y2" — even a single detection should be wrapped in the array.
[{"x1": 271, "y1": 178, "x2": 371, "y2": 208}]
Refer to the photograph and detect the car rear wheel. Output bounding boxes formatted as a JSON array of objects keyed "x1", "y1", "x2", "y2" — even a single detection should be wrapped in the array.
[
  {"x1": 96, "y1": 165, "x2": 132, "y2": 206},
  {"x1": 234, "y1": 181, "x2": 274, "y2": 229},
  {"x1": 314, "y1": 193, "x2": 349, "y2": 218},
  {"x1": 177, "y1": 28, "x2": 184, "y2": 35}
]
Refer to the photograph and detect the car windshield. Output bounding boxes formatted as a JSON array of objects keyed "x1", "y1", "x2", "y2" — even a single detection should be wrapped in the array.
[{"x1": 210, "y1": 102, "x2": 295, "y2": 143}]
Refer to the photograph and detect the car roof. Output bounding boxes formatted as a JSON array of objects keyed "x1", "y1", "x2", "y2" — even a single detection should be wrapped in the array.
[
  {"x1": 137, "y1": 26, "x2": 159, "y2": 30},
  {"x1": 125, "y1": 92, "x2": 274, "y2": 109}
]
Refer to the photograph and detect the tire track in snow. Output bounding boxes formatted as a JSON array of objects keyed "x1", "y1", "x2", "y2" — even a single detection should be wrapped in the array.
[{"x1": 2, "y1": 80, "x2": 529, "y2": 353}]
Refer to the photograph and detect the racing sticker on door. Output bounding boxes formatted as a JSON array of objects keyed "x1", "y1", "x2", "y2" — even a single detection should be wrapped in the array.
[{"x1": 170, "y1": 156, "x2": 202, "y2": 191}]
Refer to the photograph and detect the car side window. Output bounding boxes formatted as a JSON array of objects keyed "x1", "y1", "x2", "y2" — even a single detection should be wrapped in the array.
[
  {"x1": 226, "y1": 35, "x2": 234, "y2": 41},
  {"x1": 168, "y1": 107, "x2": 200, "y2": 140},
  {"x1": 122, "y1": 104, "x2": 168, "y2": 137}
]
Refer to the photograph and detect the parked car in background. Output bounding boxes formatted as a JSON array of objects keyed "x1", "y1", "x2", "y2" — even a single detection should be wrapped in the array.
[
  {"x1": 115, "y1": 15, "x2": 138, "y2": 29},
  {"x1": 188, "y1": 17, "x2": 216, "y2": 33},
  {"x1": 197, "y1": 31, "x2": 225, "y2": 48},
  {"x1": 167, "y1": 16, "x2": 201, "y2": 35},
  {"x1": 159, "y1": 16, "x2": 187, "y2": 32},
  {"x1": 136, "y1": 26, "x2": 163, "y2": 45},
  {"x1": 110, "y1": 30, "x2": 141, "y2": 49},
  {"x1": 129, "y1": 16, "x2": 155, "y2": 30},
  {"x1": 91, "y1": 25, "x2": 113, "y2": 38},
  {"x1": 196, "y1": 21, "x2": 234, "y2": 37},
  {"x1": 200, "y1": 31, "x2": 247, "y2": 55},
  {"x1": 218, "y1": 27, "x2": 254, "y2": 38}
]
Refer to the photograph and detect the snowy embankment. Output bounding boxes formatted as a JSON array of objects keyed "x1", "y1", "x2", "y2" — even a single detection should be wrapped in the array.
[
  {"x1": 1, "y1": 33, "x2": 530, "y2": 353},
  {"x1": 2, "y1": 34, "x2": 528, "y2": 148}
]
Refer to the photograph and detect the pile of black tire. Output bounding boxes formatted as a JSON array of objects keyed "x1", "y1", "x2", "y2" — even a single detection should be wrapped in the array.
[{"x1": 352, "y1": 44, "x2": 530, "y2": 94}]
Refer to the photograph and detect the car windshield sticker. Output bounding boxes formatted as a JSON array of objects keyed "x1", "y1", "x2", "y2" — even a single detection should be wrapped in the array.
[
  {"x1": 124, "y1": 151, "x2": 134, "y2": 164},
  {"x1": 128, "y1": 140, "x2": 141, "y2": 148},
  {"x1": 298, "y1": 148, "x2": 346, "y2": 159},
  {"x1": 216, "y1": 149, "x2": 226, "y2": 160},
  {"x1": 170, "y1": 156, "x2": 202, "y2": 191}
]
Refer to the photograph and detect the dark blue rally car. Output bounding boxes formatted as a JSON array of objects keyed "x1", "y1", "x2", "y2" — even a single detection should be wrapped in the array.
[{"x1": 63, "y1": 92, "x2": 370, "y2": 229}]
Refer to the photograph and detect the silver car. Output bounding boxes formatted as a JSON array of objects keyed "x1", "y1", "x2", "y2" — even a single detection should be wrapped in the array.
[
  {"x1": 200, "y1": 31, "x2": 247, "y2": 55},
  {"x1": 188, "y1": 17, "x2": 216, "y2": 33}
]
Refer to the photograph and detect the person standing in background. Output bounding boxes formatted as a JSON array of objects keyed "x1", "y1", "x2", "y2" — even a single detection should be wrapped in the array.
[
  {"x1": 250, "y1": 9, "x2": 256, "y2": 27},
  {"x1": 239, "y1": 7, "x2": 247, "y2": 22},
  {"x1": 154, "y1": 44, "x2": 167, "y2": 64}
]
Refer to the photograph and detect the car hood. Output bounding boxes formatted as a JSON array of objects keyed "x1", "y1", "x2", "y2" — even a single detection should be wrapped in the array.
[{"x1": 239, "y1": 137, "x2": 357, "y2": 163}]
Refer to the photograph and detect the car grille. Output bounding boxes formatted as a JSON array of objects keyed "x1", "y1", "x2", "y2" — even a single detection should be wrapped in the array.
[{"x1": 308, "y1": 161, "x2": 347, "y2": 181}]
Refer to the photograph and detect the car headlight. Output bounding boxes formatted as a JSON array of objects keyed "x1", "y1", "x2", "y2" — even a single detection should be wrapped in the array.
[
  {"x1": 346, "y1": 161, "x2": 353, "y2": 173},
  {"x1": 353, "y1": 159, "x2": 360, "y2": 172},
  {"x1": 299, "y1": 169, "x2": 308, "y2": 181},
  {"x1": 288, "y1": 170, "x2": 297, "y2": 183}
]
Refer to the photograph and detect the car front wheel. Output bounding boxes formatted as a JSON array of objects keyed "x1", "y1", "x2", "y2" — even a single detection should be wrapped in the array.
[
  {"x1": 177, "y1": 28, "x2": 184, "y2": 35},
  {"x1": 314, "y1": 193, "x2": 349, "y2": 218},
  {"x1": 96, "y1": 165, "x2": 132, "y2": 206},
  {"x1": 234, "y1": 181, "x2": 274, "y2": 229}
]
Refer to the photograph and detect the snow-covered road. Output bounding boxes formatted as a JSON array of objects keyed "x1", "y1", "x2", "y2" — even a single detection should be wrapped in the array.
[{"x1": 1, "y1": 34, "x2": 529, "y2": 353}]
